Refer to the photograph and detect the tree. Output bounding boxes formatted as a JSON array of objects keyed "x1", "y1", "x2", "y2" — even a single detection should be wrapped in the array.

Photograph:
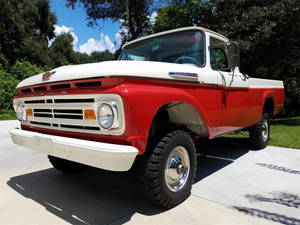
[
  {"x1": 154, "y1": 0, "x2": 215, "y2": 33},
  {"x1": 65, "y1": 0, "x2": 159, "y2": 57},
  {"x1": 90, "y1": 51, "x2": 114, "y2": 62},
  {"x1": 49, "y1": 33, "x2": 115, "y2": 67},
  {"x1": 0, "y1": 0, "x2": 56, "y2": 66},
  {"x1": 49, "y1": 33, "x2": 80, "y2": 67},
  {"x1": 0, "y1": 46, "x2": 9, "y2": 69},
  {"x1": 75, "y1": 51, "x2": 114, "y2": 64}
]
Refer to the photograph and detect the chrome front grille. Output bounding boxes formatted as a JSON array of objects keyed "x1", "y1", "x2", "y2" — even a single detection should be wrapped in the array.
[
  {"x1": 22, "y1": 95, "x2": 101, "y2": 134},
  {"x1": 33, "y1": 108, "x2": 84, "y2": 119}
]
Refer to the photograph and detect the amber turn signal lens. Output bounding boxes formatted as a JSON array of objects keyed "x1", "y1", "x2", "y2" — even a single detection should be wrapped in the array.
[
  {"x1": 26, "y1": 109, "x2": 33, "y2": 117},
  {"x1": 84, "y1": 109, "x2": 96, "y2": 120}
]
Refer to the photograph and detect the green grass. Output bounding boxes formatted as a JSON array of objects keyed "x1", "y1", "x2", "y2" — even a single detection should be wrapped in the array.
[
  {"x1": 0, "y1": 109, "x2": 17, "y2": 120},
  {"x1": 225, "y1": 116, "x2": 300, "y2": 149}
]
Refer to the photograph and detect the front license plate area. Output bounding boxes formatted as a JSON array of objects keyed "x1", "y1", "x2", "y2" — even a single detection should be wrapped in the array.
[{"x1": 32, "y1": 136, "x2": 52, "y2": 153}]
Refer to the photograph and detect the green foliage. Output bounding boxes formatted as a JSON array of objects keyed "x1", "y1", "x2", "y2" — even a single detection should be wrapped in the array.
[
  {"x1": 284, "y1": 78, "x2": 300, "y2": 116},
  {"x1": 155, "y1": 0, "x2": 300, "y2": 116},
  {"x1": 10, "y1": 61, "x2": 45, "y2": 80},
  {"x1": 0, "y1": 61, "x2": 48, "y2": 109},
  {"x1": 49, "y1": 33, "x2": 79, "y2": 67},
  {"x1": 0, "y1": 66, "x2": 18, "y2": 109},
  {"x1": 0, "y1": 46, "x2": 9, "y2": 69},
  {"x1": 89, "y1": 51, "x2": 114, "y2": 63},
  {"x1": 74, "y1": 51, "x2": 114, "y2": 64},
  {"x1": 0, "y1": 109, "x2": 17, "y2": 120},
  {"x1": 0, "y1": 0, "x2": 114, "y2": 69},
  {"x1": 155, "y1": 1, "x2": 213, "y2": 32},
  {"x1": 0, "y1": 0, "x2": 56, "y2": 66}
]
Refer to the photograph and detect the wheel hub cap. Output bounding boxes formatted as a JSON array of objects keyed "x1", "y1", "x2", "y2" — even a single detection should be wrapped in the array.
[
  {"x1": 262, "y1": 119, "x2": 269, "y2": 142},
  {"x1": 165, "y1": 146, "x2": 190, "y2": 192}
]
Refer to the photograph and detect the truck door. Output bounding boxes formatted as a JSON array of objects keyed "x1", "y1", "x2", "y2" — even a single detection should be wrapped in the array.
[{"x1": 209, "y1": 36, "x2": 249, "y2": 134}]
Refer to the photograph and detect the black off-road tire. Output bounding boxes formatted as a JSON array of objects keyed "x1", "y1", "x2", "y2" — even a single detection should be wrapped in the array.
[
  {"x1": 48, "y1": 155, "x2": 88, "y2": 174},
  {"x1": 137, "y1": 130, "x2": 197, "y2": 208},
  {"x1": 249, "y1": 113, "x2": 270, "y2": 150}
]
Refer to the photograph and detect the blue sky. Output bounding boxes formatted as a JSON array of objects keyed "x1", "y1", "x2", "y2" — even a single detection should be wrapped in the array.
[{"x1": 49, "y1": 0, "x2": 121, "y2": 54}]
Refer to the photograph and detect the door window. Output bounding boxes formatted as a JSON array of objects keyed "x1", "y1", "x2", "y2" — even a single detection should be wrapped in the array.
[{"x1": 209, "y1": 37, "x2": 231, "y2": 72}]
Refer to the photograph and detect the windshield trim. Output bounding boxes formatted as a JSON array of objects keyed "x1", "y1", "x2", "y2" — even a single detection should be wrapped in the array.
[
  {"x1": 122, "y1": 26, "x2": 220, "y2": 49},
  {"x1": 119, "y1": 30, "x2": 207, "y2": 68}
]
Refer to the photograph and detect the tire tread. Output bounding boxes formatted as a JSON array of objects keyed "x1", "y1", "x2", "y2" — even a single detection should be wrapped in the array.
[{"x1": 137, "y1": 130, "x2": 197, "y2": 208}]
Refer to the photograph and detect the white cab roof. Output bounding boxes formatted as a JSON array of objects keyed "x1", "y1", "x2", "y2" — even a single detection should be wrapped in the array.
[{"x1": 122, "y1": 27, "x2": 229, "y2": 49}]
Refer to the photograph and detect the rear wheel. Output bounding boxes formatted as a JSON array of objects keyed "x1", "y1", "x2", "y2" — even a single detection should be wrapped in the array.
[
  {"x1": 249, "y1": 113, "x2": 270, "y2": 149},
  {"x1": 48, "y1": 155, "x2": 88, "y2": 174},
  {"x1": 138, "y1": 130, "x2": 197, "y2": 208}
]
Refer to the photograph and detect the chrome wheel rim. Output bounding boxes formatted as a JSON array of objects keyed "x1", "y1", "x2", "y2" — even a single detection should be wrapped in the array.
[
  {"x1": 262, "y1": 119, "x2": 269, "y2": 142},
  {"x1": 164, "y1": 146, "x2": 190, "y2": 192}
]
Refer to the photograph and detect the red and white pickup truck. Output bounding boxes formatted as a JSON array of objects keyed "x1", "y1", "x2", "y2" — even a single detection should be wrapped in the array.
[{"x1": 10, "y1": 27, "x2": 284, "y2": 208}]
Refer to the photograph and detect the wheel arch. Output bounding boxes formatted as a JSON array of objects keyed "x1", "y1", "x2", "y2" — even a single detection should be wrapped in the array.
[
  {"x1": 262, "y1": 93, "x2": 275, "y2": 117},
  {"x1": 147, "y1": 101, "x2": 209, "y2": 142}
]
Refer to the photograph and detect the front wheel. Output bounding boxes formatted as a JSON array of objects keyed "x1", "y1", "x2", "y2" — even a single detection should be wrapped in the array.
[
  {"x1": 249, "y1": 113, "x2": 270, "y2": 149},
  {"x1": 138, "y1": 130, "x2": 197, "y2": 208}
]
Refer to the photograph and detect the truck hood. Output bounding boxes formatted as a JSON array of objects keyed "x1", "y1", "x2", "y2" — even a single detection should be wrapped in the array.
[{"x1": 17, "y1": 61, "x2": 202, "y2": 88}]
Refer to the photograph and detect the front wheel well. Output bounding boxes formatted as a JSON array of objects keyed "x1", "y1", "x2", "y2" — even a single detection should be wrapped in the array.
[
  {"x1": 148, "y1": 102, "x2": 208, "y2": 143},
  {"x1": 263, "y1": 98, "x2": 274, "y2": 117}
]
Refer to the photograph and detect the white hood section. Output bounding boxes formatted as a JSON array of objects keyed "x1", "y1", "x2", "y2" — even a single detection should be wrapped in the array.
[{"x1": 17, "y1": 61, "x2": 202, "y2": 88}]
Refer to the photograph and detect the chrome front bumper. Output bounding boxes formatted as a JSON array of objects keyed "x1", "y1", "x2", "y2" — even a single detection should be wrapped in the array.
[{"x1": 10, "y1": 128, "x2": 138, "y2": 171}]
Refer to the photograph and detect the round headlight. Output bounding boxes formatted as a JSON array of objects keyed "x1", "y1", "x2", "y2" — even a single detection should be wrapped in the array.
[
  {"x1": 14, "y1": 103, "x2": 24, "y2": 121},
  {"x1": 98, "y1": 103, "x2": 114, "y2": 129}
]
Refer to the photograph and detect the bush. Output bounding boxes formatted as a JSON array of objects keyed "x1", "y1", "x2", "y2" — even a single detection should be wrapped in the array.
[
  {"x1": 284, "y1": 78, "x2": 300, "y2": 116},
  {"x1": 9, "y1": 60, "x2": 45, "y2": 80},
  {"x1": 0, "y1": 65, "x2": 18, "y2": 109},
  {"x1": 0, "y1": 61, "x2": 47, "y2": 109}
]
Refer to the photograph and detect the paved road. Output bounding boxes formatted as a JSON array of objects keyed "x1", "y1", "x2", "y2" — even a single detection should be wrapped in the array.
[
  {"x1": 192, "y1": 138, "x2": 300, "y2": 225},
  {"x1": 1, "y1": 120, "x2": 298, "y2": 225}
]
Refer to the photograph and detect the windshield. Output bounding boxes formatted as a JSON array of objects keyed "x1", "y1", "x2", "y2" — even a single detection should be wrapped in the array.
[{"x1": 118, "y1": 30, "x2": 205, "y2": 67}]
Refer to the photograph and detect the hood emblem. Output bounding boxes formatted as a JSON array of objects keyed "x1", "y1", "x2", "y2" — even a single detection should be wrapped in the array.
[{"x1": 42, "y1": 71, "x2": 55, "y2": 81}]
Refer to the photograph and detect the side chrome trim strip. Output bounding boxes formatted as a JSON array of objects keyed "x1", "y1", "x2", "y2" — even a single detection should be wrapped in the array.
[{"x1": 169, "y1": 72, "x2": 198, "y2": 80}]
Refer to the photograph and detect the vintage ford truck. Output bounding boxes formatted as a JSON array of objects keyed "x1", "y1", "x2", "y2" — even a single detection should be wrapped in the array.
[{"x1": 10, "y1": 27, "x2": 284, "y2": 208}]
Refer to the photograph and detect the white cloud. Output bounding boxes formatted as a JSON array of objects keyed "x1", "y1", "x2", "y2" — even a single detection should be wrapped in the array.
[
  {"x1": 149, "y1": 11, "x2": 157, "y2": 25},
  {"x1": 49, "y1": 24, "x2": 116, "y2": 54},
  {"x1": 114, "y1": 31, "x2": 122, "y2": 46},
  {"x1": 79, "y1": 33, "x2": 116, "y2": 54},
  {"x1": 49, "y1": 25, "x2": 79, "y2": 50},
  {"x1": 114, "y1": 26, "x2": 129, "y2": 47}
]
